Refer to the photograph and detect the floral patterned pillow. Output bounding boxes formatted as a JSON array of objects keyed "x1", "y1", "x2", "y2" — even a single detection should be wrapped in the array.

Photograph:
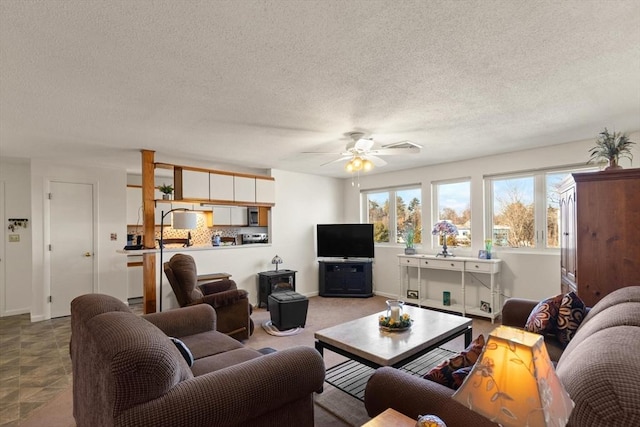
[
  {"x1": 424, "y1": 334, "x2": 484, "y2": 389},
  {"x1": 524, "y1": 293, "x2": 564, "y2": 335},
  {"x1": 556, "y1": 291, "x2": 586, "y2": 347}
]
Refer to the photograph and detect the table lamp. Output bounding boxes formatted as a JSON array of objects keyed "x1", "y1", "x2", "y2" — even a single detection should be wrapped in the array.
[
  {"x1": 452, "y1": 326, "x2": 573, "y2": 427},
  {"x1": 271, "y1": 254, "x2": 283, "y2": 271}
]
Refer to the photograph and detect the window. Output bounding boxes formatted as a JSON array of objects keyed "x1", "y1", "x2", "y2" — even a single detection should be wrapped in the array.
[
  {"x1": 364, "y1": 186, "x2": 422, "y2": 244},
  {"x1": 488, "y1": 166, "x2": 597, "y2": 249},
  {"x1": 434, "y1": 180, "x2": 471, "y2": 247}
]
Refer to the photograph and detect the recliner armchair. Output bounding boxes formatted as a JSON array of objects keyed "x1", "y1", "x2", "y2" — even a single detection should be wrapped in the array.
[{"x1": 164, "y1": 253, "x2": 254, "y2": 340}]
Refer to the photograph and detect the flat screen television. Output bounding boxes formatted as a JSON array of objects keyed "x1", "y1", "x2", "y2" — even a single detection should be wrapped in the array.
[{"x1": 316, "y1": 224, "x2": 375, "y2": 259}]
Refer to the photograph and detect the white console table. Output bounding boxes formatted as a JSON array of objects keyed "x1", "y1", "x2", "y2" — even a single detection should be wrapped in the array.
[{"x1": 398, "y1": 254, "x2": 502, "y2": 322}]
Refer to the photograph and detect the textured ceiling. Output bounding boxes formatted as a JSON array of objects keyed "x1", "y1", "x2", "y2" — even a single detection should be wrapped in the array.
[{"x1": 1, "y1": 0, "x2": 639, "y2": 177}]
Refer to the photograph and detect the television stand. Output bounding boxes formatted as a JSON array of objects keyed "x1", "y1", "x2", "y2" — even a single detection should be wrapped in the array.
[{"x1": 318, "y1": 259, "x2": 373, "y2": 297}]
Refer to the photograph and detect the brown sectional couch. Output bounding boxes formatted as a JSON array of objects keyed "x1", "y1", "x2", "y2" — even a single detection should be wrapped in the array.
[
  {"x1": 364, "y1": 286, "x2": 640, "y2": 427},
  {"x1": 70, "y1": 293, "x2": 325, "y2": 427}
]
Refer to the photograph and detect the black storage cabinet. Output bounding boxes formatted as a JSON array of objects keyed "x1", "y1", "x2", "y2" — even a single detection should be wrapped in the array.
[
  {"x1": 257, "y1": 270, "x2": 297, "y2": 309},
  {"x1": 318, "y1": 260, "x2": 373, "y2": 297}
]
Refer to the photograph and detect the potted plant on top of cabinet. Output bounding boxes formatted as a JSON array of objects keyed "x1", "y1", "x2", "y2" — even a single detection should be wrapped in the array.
[
  {"x1": 403, "y1": 225, "x2": 416, "y2": 255},
  {"x1": 158, "y1": 183, "x2": 174, "y2": 200},
  {"x1": 588, "y1": 128, "x2": 636, "y2": 170}
]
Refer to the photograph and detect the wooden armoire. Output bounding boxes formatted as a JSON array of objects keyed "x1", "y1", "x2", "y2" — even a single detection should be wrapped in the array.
[{"x1": 559, "y1": 169, "x2": 640, "y2": 307}]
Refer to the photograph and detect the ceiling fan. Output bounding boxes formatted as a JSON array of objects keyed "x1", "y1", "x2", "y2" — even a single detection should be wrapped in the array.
[{"x1": 307, "y1": 132, "x2": 422, "y2": 172}]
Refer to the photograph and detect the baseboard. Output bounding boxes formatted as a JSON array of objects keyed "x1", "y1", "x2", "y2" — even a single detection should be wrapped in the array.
[{"x1": 1, "y1": 307, "x2": 30, "y2": 317}]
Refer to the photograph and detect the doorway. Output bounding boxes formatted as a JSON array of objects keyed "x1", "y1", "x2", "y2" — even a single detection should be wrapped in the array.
[{"x1": 49, "y1": 181, "x2": 95, "y2": 317}]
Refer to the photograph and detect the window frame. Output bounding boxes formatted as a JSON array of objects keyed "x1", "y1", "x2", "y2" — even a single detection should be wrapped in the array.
[
  {"x1": 485, "y1": 165, "x2": 598, "y2": 252},
  {"x1": 432, "y1": 178, "x2": 472, "y2": 249},
  {"x1": 361, "y1": 184, "x2": 422, "y2": 246}
]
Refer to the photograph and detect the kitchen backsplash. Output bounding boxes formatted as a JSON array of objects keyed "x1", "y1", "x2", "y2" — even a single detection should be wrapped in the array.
[{"x1": 127, "y1": 214, "x2": 240, "y2": 246}]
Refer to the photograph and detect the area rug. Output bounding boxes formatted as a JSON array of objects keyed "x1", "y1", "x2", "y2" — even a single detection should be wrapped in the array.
[{"x1": 261, "y1": 320, "x2": 302, "y2": 336}]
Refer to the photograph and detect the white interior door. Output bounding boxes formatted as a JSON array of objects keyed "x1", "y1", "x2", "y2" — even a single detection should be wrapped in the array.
[{"x1": 50, "y1": 181, "x2": 95, "y2": 317}]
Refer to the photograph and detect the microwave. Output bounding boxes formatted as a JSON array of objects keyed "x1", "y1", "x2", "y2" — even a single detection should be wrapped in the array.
[{"x1": 248, "y1": 207, "x2": 259, "y2": 226}]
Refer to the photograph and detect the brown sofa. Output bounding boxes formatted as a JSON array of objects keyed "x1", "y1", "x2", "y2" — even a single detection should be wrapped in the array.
[
  {"x1": 70, "y1": 293, "x2": 325, "y2": 427},
  {"x1": 364, "y1": 286, "x2": 640, "y2": 427}
]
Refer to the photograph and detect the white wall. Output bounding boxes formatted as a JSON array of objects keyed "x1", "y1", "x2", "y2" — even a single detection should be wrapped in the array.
[
  {"x1": 344, "y1": 132, "x2": 640, "y2": 303},
  {"x1": 159, "y1": 169, "x2": 344, "y2": 309},
  {"x1": 29, "y1": 159, "x2": 128, "y2": 320},
  {"x1": 0, "y1": 158, "x2": 32, "y2": 315}
]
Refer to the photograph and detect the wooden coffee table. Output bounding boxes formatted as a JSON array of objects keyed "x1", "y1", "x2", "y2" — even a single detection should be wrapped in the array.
[{"x1": 314, "y1": 305, "x2": 472, "y2": 369}]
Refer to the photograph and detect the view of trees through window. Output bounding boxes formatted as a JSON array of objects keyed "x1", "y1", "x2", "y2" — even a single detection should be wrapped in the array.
[
  {"x1": 366, "y1": 187, "x2": 421, "y2": 244},
  {"x1": 436, "y1": 181, "x2": 471, "y2": 247},
  {"x1": 491, "y1": 169, "x2": 593, "y2": 249}
]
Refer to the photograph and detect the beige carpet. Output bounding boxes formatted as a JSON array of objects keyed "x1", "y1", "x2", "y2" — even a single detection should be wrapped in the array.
[{"x1": 21, "y1": 295, "x2": 497, "y2": 426}]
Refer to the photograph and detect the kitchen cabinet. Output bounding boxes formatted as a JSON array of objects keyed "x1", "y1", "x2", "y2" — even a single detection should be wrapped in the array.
[
  {"x1": 256, "y1": 178, "x2": 275, "y2": 204},
  {"x1": 209, "y1": 172, "x2": 234, "y2": 202},
  {"x1": 231, "y1": 206, "x2": 248, "y2": 226},
  {"x1": 212, "y1": 207, "x2": 232, "y2": 225},
  {"x1": 559, "y1": 169, "x2": 640, "y2": 306},
  {"x1": 180, "y1": 169, "x2": 209, "y2": 200},
  {"x1": 212, "y1": 206, "x2": 248, "y2": 226},
  {"x1": 258, "y1": 207, "x2": 269, "y2": 226},
  {"x1": 127, "y1": 256, "x2": 143, "y2": 299},
  {"x1": 234, "y1": 176, "x2": 256, "y2": 203}
]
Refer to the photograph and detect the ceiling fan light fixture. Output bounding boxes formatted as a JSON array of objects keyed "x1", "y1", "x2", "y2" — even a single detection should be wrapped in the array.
[
  {"x1": 351, "y1": 156, "x2": 363, "y2": 170},
  {"x1": 363, "y1": 159, "x2": 374, "y2": 171},
  {"x1": 345, "y1": 162, "x2": 354, "y2": 172}
]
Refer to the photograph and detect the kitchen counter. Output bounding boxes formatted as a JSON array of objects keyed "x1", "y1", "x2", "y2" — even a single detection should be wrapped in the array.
[{"x1": 117, "y1": 242, "x2": 271, "y2": 255}]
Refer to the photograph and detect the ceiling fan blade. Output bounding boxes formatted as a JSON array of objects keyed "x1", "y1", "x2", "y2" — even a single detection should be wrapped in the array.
[
  {"x1": 369, "y1": 147, "x2": 421, "y2": 156},
  {"x1": 366, "y1": 155, "x2": 388, "y2": 166},
  {"x1": 320, "y1": 155, "x2": 351, "y2": 166},
  {"x1": 354, "y1": 138, "x2": 375, "y2": 152}
]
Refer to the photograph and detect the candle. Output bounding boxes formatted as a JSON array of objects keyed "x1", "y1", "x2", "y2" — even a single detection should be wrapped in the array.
[{"x1": 390, "y1": 306, "x2": 400, "y2": 322}]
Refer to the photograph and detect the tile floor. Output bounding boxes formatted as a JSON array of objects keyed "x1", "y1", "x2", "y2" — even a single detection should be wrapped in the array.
[{"x1": 0, "y1": 303, "x2": 143, "y2": 426}]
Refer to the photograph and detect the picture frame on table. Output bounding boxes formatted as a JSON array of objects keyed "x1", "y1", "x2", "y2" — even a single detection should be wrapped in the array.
[
  {"x1": 406, "y1": 290, "x2": 419, "y2": 299},
  {"x1": 478, "y1": 250, "x2": 488, "y2": 259}
]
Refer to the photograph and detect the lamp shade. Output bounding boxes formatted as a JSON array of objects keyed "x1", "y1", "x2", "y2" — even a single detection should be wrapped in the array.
[
  {"x1": 171, "y1": 211, "x2": 198, "y2": 229},
  {"x1": 452, "y1": 326, "x2": 573, "y2": 427}
]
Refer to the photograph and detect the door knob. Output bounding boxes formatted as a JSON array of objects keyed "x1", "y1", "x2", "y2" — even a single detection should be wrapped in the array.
[{"x1": 84, "y1": 252, "x2": 92, "y2": 257}]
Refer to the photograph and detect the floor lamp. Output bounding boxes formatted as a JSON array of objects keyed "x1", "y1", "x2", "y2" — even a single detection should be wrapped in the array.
[{"x1": 159, "y1": 208, "x2": 198, "y2": 311}]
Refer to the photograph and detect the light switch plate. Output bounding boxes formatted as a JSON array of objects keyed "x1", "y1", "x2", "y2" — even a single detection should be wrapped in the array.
[{"x1": 9, "y1": 234, "x2": 20, "y2": 242}]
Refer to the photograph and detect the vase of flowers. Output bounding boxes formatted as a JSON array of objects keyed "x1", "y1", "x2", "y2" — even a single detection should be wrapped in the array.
[
  {"x1": 588, "y1": 128, "x2": 635, "y2": 170},
  {"x1": 432, "y1": 220, "x2": 458, "y2": 257}
]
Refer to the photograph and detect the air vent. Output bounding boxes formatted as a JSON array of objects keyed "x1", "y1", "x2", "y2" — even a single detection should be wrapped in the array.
[{"x1": 382, "y1": 140, "x2": 422, "y2": 149}]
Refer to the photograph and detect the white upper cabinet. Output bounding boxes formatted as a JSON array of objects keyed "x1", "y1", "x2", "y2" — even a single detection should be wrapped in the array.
[
  {"x1": 255, "y1": 178, "x2": 275, "y2": 204},
  {"x1": 209, "y1": 173, "x2": 234, "y2": 202},
  {"x1": 230, "y1": 207, "x2": 248, "y2": 226},
  {"x1": 181, "y1": 170, "x2": 209, "y2": 200},
  {"x1": 212, "y1": 207, "x2": 232, "y2": 225},
  {"x1": 234, "y1": 176, "x2": 256, "y2": 203}
]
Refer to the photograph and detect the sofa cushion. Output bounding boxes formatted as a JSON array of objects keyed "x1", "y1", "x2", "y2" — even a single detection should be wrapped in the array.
[
  {"x1": 179, "y1": 330, "x2": 245, "y2": 360},
  {"x1": 423, "y1": 334, "x2": 484, "y2": 389},
  {"x1": 191, "y1": 347, "x2": 264, "y2": 376},
  {"x1": 556, "y1": 291, "x2": 586, "y2": 347},
  {"x1": 524, "y1": 293, "x2": 563, "y2": 335}
]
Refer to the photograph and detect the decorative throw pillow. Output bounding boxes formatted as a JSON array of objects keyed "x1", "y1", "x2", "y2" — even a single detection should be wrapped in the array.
[
  {"x1": 556, "y1": 291, "x2": 586, "y2": 347},
  {"x1": 423, "y1": 334, "x2": 484, "y2": 389},
  {"x1": 169, "y1": 337, "x2": 194, "y2": 367},
  {"x1": 525, "y1": 293, "x2": 564, "y2": 335},
  {"x1": 451, "y1": 365, "x2": 474, "y2": 390}
]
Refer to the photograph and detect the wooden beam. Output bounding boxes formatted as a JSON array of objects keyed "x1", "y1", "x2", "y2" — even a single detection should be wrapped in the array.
[{"x1": 141, "y1": 149, "x2": 157, "y2": 313}]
